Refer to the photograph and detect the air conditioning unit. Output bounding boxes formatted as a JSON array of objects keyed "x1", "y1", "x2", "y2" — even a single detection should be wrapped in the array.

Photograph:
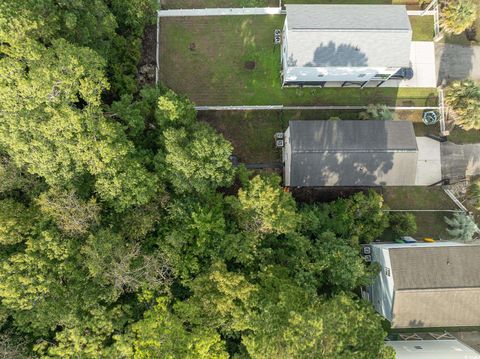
[
  {"x1": 364, "y1": 255, "x2": 372, "y2": 262},
  {"x1": 363, "y1": 246, "x2": 371, "y2": 255},
  {"x1": 274, "y1": 132, "x2": 284, "y2": 139},
  {"x1": 276, "y1": 139, "x2": 284, "y2": 148}
]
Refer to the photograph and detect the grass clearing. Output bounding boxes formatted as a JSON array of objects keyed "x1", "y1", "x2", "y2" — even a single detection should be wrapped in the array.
[
  {"x1": 162, "y1": 0, "x2": 420, "y2": 7},
  {"x1": 382, "y1": 187, "x2": 458, "y2": 210},
  {"x1": 448, "y1": 127, "x2": 480, "y2": 145},
  {"x1": 199, "y1": 110, "x2": 285, "y2": 163},
  {"x1": 410, "y1": 15, "x2": 435, "y2": 41},
  {"x1": 382, "y1": 187, "x2": 458, "y2": 240},
  {"x1": 160, "y1": 15, "x2": 437, "y2": 106}
]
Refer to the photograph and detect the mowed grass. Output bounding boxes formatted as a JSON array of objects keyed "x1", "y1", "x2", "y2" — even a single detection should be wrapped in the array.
[
  {"x1": 162, "y1": 0, "x2": 420, "y2": 7},
  {"x1": 382, "y1": 187, "x2": 458, "y2": 210},
  {"x1": 448, "y1": 127, "x2": 480, "y2": 144},
  {"x1": 160, "y1": 15, "x2": 437, "y2": 106},
  {"x1": 199, "y1": 110, "x2": 286, "y2": 163},
  {"x1": 382, "y1": 187, "x2": 458, "y2": 240},
  {"x1": 410, "y1": 15, "x2": 435, "y2": 41}
]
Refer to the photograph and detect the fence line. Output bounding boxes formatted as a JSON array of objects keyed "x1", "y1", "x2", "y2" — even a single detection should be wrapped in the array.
[
  {"x1": 155, "y1": 12, "x2": 160, "y2": 85},
  {"x1": 195, "y1": 105, "x2": 439, "y2": 111},
  {"x1": 157, "y1": 7, "x2": 282, "y2": 17},
  {"x1": 443, "y1": 189, "x2": 469, "y2": 212},
  {"x1": 383, "y1": 209, "x2": 462, "y2": 213}
]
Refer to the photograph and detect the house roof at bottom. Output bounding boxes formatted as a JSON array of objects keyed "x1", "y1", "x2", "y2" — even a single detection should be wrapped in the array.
[
  {"x1": 389, "y1": 245, "x2": 480, "y2": 329},
  {"x1": 285, "y1": 5, "x2": 412, "y2": 68},
  {"x1": 389, "y1": 245, "x2": 480, "y2": 290},
  {"x1": 287, "y1": 121, "x2": 418, "y2": 187},
  {"x1": 392, "y1": 288, "x2": 480, "y2": 328}
]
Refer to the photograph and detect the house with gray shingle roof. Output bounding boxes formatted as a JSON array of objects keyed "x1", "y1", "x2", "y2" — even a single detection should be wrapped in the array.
[
  {"x1": 282, "y1": 5, "x2": 412, "y2": 87},
  {"x1": 366, "y1": 242, "x2": 480, "y2": 329},
  {"x1": 283, "y1": 120, "x2": 443, "y2": 187}
]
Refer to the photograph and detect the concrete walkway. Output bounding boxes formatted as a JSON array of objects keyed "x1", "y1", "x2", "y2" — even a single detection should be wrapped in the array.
[
  {"x1": 158, "y1": 7, "x2": 282, "y2": 17},
  {"x1": 436, "y1": 44, "x2": 480, "y2": 84},
  {"x1": 441, "y1": 142, "x2": 480, "y2": 181}
]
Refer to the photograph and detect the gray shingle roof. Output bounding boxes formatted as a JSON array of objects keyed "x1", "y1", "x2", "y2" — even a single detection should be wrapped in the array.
[
  {"x1": 392, "y1": 288, "x2": 480, "y2": 328},
  {"x1": 287, "y1": 121, "x2": 418, "y2": 187},
  {"x1": 389, "y1": 245, "x2": 480, "y2": 328},
  {"x1": 285, "y1": 5, "x2": 412, "y2": 68},
  {"x1": 285, "y1": 5, "x2": 412, "y2": 31},
  {"x1": 390, "y1": 245, "x2": 480, "y2": 290}
]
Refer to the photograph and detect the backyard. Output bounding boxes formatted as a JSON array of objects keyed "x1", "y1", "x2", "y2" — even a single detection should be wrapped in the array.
[
  {"x1": 159, "y1": 15, "x2": 437, "y2": 106},
  {"x1": 161, "y1": 0, "x2": 422, "y2": 8},
  {"x1": 382, "y1": 187, "x2": 459, "y2": 240},
  {"x1": 200, "y1": 109, "x2": 443, "y2": 163}
]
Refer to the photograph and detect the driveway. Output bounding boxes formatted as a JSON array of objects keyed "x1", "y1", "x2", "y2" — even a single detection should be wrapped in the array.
[
  {"x1": 441, "y1": 142, "x2": 480, "y2": 181},
  {"x1": 416, "y1": 137, "x2": 442, "y2": 185},
  {"x1": 436, "y1": 44, "x2": 480, "y2": 84}
]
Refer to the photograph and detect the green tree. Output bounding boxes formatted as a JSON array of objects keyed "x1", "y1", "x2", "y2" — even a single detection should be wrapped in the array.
[
  {"x1": 445, "y1": 80, "x2": 480, "y2": 130},
  {"x1": 319, "y1": 293, "x2": 394, "y2": 359},
  {"x1": 242, "y1": 270, "x2": 325, "y2": 359},
  {"x1": 113, "y1": 297, "x2": 228, "y2": 359},
  {"x1": 161, "y1": 124, "x2": 235, "y2": 193},
  {"x1": 0, "y1": 199, "x2": 37, "y2": 246},
  {"x1": 441, "y1": 0, "x2": 477, "y2": 35},
  {"x1": 0, "y1": 38, "x2": 159, "y2": 209},
  {"x1": 36, "y1": 189, "x2": 100, "y2": 236},
  {"x1": 156, "y1": 89, "x2": 197, "y2": 129},
  {"x1": 82, "y1": 230, "x2": 172, "y2": 297},
  {"x1": 389, "y1": 212, "x2": 417, "y2": 238},
  {"x1": 231, "y1": 175, "x2": 298, "y2": 235},
  {"x1": 468, "y1": 179, "x2": 480, "y2": 210},
  {"x1": 0, "y1": 331, "x2": 34, "y2": 359},
  {"x1": 175, "y1": 262, "x2": 256, "y2": 333},
  {"x1": 312, "y1": 232, "x2": 377, "y2": 292},
  {"x1": 445, "y1": 212, "x2": 479, "y2": 242},
  {"x1": 300, "y1": 191, "x2": 389, "y2": 244},
  {"x1": 0, "y1": 154, "x2": 38, "y2": 195}
]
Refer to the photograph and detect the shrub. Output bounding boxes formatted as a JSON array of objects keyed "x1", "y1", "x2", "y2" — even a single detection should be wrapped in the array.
[{"x1": 389, "y1": 212, "x2": 417, "y2": 238}]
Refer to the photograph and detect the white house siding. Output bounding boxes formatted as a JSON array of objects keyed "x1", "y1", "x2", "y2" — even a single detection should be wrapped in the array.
[
  {"x1": 283, "y1": 127, "x2": 291, "y2": 186},
  {"x1": 370, "y1": 246, "x2": 395, "y2": 322},
  {"x1": 283, "y1": 66, "x2": 399, "y2": 84}
]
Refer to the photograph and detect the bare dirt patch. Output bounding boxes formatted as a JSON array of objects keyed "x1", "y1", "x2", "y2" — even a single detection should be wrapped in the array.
[{"x1": 138, "y1": 24, "x2": 157, "y2": 87}]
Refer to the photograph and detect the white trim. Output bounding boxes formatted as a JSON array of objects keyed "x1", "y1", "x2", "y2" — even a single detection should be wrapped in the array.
[{"x1": 157, "y1": 7, "x2": 282, "y2": 17}]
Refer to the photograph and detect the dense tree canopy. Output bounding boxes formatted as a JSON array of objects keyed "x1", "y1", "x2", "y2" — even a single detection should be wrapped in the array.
[
  {"x1": 440, "y1": 0, "x2": 478, "y2": 35},
  {"x1": 445, "y1": 80, "x2": 480, "y2": 130},
  {"x1": 0, "y1": 1, "x2": 397, "y2": 358}
]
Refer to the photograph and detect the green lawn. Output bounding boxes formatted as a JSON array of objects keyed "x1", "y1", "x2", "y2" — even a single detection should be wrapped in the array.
[
  {"x1": 382, "y1": 187, "x2": 458, "y2": 210},
  {"x1": 410, "y1": 15, "x2": 435, "y2": 41},
  {"x1": 199, "y1": 110, "x2": 285, "y2": 163},
  {"x1": 160, "y1": 15, "x2": 437, "y2": 106},
  {"x1": 448, "y1": 127, "x2": 480, "y2": 144},
  {"x1": 162, "y1": 0, "x2": 420, "y2": 8},
  {"x1": 382, "y1": 187, "x2": 458, "y2": 240}
]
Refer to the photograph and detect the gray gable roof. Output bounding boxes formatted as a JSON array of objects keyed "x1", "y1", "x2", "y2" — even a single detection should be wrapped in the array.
[
  {"x1": 285, "y1": 5, "x2": 412, "y2": 68},
  {"x1": 287, "y1": 121, "x2": 418, "y2": 187},
  {"x1": 390, "y1": 245, "x2": 480, "y2": 290},
  {"x1": 389, "y1": 245, "x2": 480, "y2": 328},
  {"x1": 286, "y1": 5, "x2": 412, "y2": 31}
]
